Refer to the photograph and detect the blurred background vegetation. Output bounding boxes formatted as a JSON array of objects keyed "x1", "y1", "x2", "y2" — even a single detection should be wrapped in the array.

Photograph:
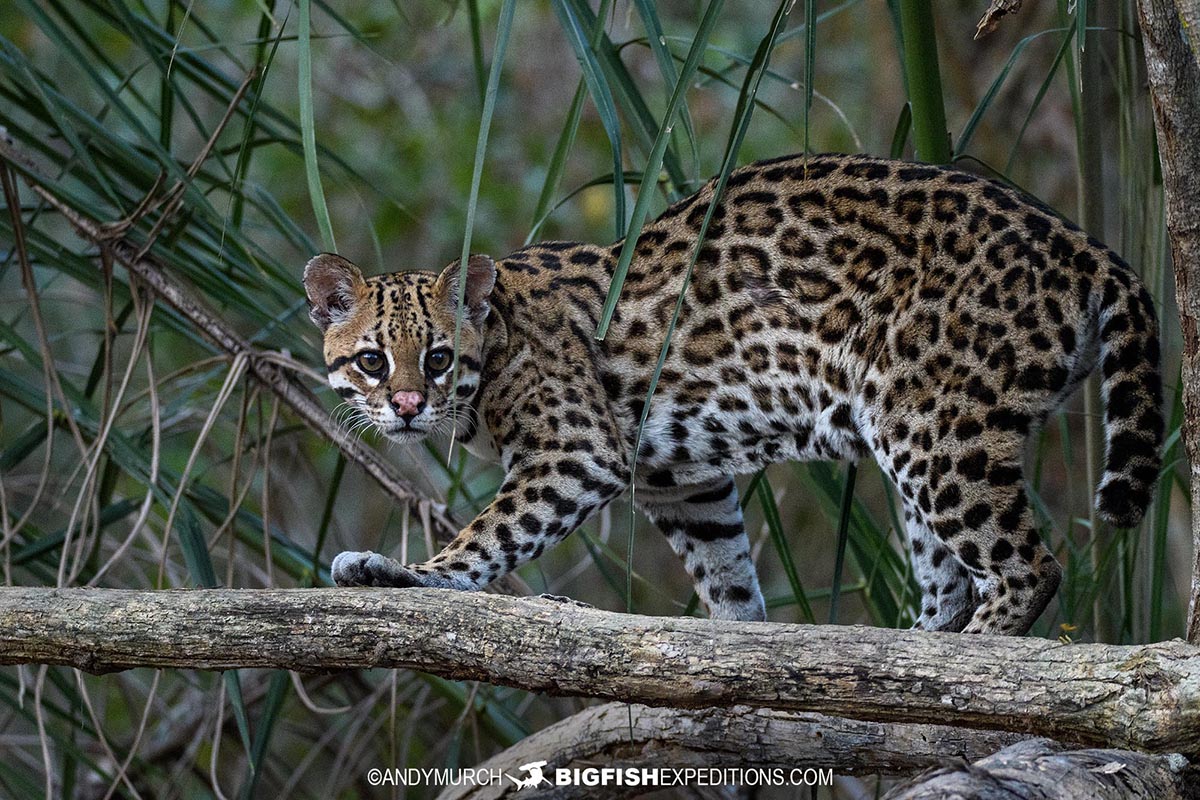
[{"x1": 0, "y1": 0, "x2": 1188, "y2": 797}]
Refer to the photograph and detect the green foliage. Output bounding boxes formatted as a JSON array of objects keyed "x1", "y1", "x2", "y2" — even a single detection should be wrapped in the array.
[{"x1": 0, "y1": 2, "x2": 1185, "y2": 797}]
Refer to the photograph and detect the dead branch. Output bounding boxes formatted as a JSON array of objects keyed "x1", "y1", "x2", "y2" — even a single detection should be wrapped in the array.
[
  {"x1": 1, "y1": 587, "x2": 1198, "y2": 759},
  {"x1": 1136, "y1": 0, "x2": 1200, "y2": 644},
  {"x1": 437, "y1": 702, "x2": 1033, "y2": 800},
  {"x1": 974, "y1": 0, "x2": 1023, "y2": 40},
  {"x1": 886, "y1": 738, "x2": 1199, "y2": 799}
]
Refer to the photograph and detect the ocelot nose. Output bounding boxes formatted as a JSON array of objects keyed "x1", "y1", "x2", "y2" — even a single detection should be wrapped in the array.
[{"x1": 390, "y1": 390, "x2": 426, "y2": 420}]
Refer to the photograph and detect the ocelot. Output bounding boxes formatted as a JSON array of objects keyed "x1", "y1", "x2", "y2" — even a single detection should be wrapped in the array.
[{"x1": 303, "y1": 152, "x2": 1162, "y2": 635}]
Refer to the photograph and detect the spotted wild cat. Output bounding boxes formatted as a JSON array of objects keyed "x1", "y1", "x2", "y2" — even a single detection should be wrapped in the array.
[{"x1": 303, "y1": 153, "x2": 1162, "y2": 635}]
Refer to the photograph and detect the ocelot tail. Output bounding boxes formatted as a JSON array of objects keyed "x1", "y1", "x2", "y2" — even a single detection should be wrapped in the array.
[{"x1": 304, "y1": 152, "x2": 1162, "y2": 635}]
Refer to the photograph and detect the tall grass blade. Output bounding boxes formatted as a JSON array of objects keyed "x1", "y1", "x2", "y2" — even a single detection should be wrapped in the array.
[
  {"x1": 177, "y1": 504, "x2": 257, "y2": 775},
  {"x1": 890, "y1": 102, "x2": 912, "y2": 158},
  {"x1": 803, "y1": 0, "x2": 816, "y2": 154},
  {"x1": 466, "y1": 0, "x2": 487, "y2": 102},
  {"x1": 955, "y1": 28, "x2": 1068, "y2": 159},
  {"x1": 158, "y1": 4, "x2": 175, "y2": 149},
  {"x1": 1075, "y1": 0, "x2": 1087, "y2": 91},
  {"x1": 828, "y1": 463, "x2": 857, "y2": 623},
  {"x1": 1150, "y1": 371, "x2": 1185, "y2": 640},
  {"x1": 595, "y1": 0, "x2": 725, "y2": 341},
  {"x1": 526, "y1": 80, "x2": 587, "y2": 244},
  {"x1": 528, "y1": 170, "x2": 644, "y2": 242},
  {"x1": 624, "y1": 0, "x2": 795, "y2": 612},
  {"x1": 298, "y1": 0, "x2": 337, "y2": 251},
  {"x1": 748, "y1": 471, "x2": 815, "y2": 621},
  {"x1": 559, "y1": 0, "x2": 687, "y2": 192},
  {"x1": 232, "y1": 6, "x2": 290, "y2": 230},
  {"x1": 631, "y1": 0, "x2": 700, "y2": 174},
  {"x1": 311, "y1": 453, "x2": 346, "y2": 583},
  {"x1": 1004, "y1": 19, "x2": 1076, "y2": 175},
  {"x1": 803, "y1": 462, "x2": 909, "y2": 625},
  {"x1": 450, "y1": 0, "x2": 516, "y2": 411},
  {"x1": 223, "y1": 671, "x2": 257, "y2": 777},
  {"x1": 238, "y1": 670, "x2": 290, "y2": 800},
  {"x1": 552, "y1": 0, "x2": 626, "y2": 237},
  {"x1": 666, "y1": 39, "x2": 862, "y2": 147},
  {"x1": 177, "y1": 503, "x2": 218, "y2": 589}
]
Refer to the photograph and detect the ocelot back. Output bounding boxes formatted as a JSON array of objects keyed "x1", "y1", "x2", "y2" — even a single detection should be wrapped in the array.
[{"x1": 303, "y1": 153, "x2": 1162, "y2": 635}]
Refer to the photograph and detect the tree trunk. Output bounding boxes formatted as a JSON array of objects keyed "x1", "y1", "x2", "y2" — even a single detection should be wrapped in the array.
[{"x1": 1136, "y1": 0, "x2": 1200, "y2": 644}]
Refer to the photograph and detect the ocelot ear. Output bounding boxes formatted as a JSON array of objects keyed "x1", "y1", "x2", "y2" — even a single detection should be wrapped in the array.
[
  {"x1": 303, "y1": 253, "x2": 365, "y2": 331},
  {"x1": 436, "y1": 254, "x2": 496, "y2": 325}
]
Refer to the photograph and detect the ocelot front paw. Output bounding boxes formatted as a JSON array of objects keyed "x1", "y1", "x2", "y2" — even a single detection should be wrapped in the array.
[{"x1": 331, "y1": 551, "x2": 428, "y2": 588}]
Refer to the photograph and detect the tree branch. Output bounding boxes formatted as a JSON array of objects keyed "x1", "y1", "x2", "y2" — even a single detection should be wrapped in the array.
[
  {"x1": 439, "y1": 702, "x2": 1034, "y2": 800},
  {"x1": 1136, "y1": 0, "x2": 1200, "y2": 644},
  {"x1": 887, "y1": 738, "x2": 1198, "y2": 800},
  {"x1": 2, "y1": 587, "x2": 1198, "y2": 759}
]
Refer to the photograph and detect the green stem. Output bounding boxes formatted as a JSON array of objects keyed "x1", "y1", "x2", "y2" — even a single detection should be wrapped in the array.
[
  {"x1": 298, "y1": 0, "x2": 336, "y2": 252},
  {"x1": 1076, "y1": 0, "x2": 1109, "y2": 641},
  {"x1": 896, "y1": 0, "x2": 950, "y2": 163},
  {"x1": 829, "y1": 462, "x2": 857, "y2": 623}
]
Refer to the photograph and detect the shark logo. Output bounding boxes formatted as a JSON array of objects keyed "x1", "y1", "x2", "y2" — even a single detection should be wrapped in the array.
[{"x1": 506, "y1": 760, "x2": 551, "y2": 790}]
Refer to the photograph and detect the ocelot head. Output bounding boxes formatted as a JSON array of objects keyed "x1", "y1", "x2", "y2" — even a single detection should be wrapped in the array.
[{"x1": 302, "y1": 253, "x2": 496, "y2": 443}]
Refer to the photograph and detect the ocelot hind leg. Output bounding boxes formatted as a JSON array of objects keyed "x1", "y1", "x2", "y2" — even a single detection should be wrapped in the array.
[
  {"x1": 872, "y1": 410, "x2": 1062, "y2": 636},
  {"x1": 636, "y1": 477, "x2": 766, "y2": 622},
  {"x1": 951, "y1": 475, "x2": 1062, "y2": 636},
  {"x1": 901, "y1": 505, "x2": 977, "y2": 633}
]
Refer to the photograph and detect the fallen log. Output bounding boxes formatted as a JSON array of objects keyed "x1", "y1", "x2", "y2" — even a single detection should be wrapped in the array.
[
  {"x1": 2, "y1": 587, "x2": 1198, "y2": 759},
  {"x1": 437, "y1": 702, "x2": 1034, "y2": 800}
]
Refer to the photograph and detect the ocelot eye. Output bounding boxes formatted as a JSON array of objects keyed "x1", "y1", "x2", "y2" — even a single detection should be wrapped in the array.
[
  {"x1": 356, "y1": 351, "x2": 386, "y2": 376},
  {"x1": 425, "y1": 348, "x2": 453, "y2": 374}
]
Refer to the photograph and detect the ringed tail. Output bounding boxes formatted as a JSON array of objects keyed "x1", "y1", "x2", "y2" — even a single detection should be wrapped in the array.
[{"x1": 1093, "y1": 260, "x2": 1164, "y2": 528}]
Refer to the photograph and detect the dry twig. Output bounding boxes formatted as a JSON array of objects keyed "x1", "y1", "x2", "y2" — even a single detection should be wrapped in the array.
[{"x1": 974, "y1": 0, "x2": 1024, "y2": 40}]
